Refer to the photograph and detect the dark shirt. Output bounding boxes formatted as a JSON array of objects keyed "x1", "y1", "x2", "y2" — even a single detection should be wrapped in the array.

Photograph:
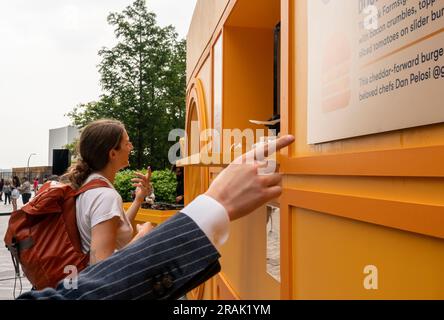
[{"x1": 176, "y1": 177, "x2": 184, "y2": 204}]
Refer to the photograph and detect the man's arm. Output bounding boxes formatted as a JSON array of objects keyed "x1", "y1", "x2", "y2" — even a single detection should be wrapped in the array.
[{"x1": 18, "y1": 213, "x2": 220, "y2": 300}]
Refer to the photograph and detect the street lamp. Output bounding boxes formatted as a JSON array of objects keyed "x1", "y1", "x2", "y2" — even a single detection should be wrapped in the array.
[{"x1": 27, "y1": 153, "x2": 37, "y2": 182}]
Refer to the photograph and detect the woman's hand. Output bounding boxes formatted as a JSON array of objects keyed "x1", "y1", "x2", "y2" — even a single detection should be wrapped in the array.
[
  {"x1": 136, "y1": 222, "x2": 154, "y2": 235},
  {"x1": 132, "y1": 167, "x2": 152, "y2": 204},
  {"x1": 130, "y1": 222, "x2": 154, "y2": 243}
]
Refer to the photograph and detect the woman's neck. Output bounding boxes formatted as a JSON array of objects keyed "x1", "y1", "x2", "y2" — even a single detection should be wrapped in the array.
[{"x1": 97, "y1": 166, "x2": 117, "y2": 184}]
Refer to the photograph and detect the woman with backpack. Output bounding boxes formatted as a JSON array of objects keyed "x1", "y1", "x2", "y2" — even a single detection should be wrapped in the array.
[{"x1": 61, "y1": 119, "x2": 153, "y2": 265}]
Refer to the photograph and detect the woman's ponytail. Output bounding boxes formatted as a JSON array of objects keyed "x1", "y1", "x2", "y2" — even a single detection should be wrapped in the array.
[{"x1": 60, "y1": 159, "x2": 93, "y2": 189}]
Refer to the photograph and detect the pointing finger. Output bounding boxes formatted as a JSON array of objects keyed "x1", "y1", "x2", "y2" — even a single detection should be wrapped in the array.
[
  {"x1": 235, "y1": 135, "x2": 295, "y2": 163},
  {"x1": 147, "y1": 166, "x2": 151, "y2": 182}
]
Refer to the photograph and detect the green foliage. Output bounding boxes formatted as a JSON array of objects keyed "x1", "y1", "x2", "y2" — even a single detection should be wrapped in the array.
[
  {"x1": 66, "y1": 0, "x2": 186, "y2": 170},
  {"x1": 62, "y1": 138, "x2": 80, "y2": 161},
  {"x1": 114, "y1": 168, "x2": 177, "y2": 203},
  {"x1": 114, "y1": 169, "x2": 136, "y2": 202},
  {"x1": 150, "y1": 169, "x2": 177, "y2": 203}
]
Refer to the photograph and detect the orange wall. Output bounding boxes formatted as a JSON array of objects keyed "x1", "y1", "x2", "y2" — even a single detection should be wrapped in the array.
[
  {"x1": 279, "y1": 0, "x2": 444, "y2": 299},
  {"x1": 219, "y1": 207, "x2": 280, "y2": 300},
  {"x1": 195, "y1": 55, "x2": 212, "y2": 129},
  {"x1": 186, "y1": 0, "x2": 444, "y2": 300},
  {"x1": 223, "y1": 26, "x2": 274, "y2": 132},
  {"x1": 186, "y1": 0, "x2": 230, "y2": 84},
  {"x1": 291, "y1": 208, "x2": 444, "y2": 299}
]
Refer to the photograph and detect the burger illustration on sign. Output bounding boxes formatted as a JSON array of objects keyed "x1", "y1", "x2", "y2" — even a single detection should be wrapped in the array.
[{"x1": 321, "y1": 33, "x2": 352, "y2": 113}]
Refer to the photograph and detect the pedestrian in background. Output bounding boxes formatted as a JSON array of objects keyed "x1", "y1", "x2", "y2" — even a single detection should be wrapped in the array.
[
  {"x1": 11, "y1": 176, "x2": 22, "y2": 211},
  {"x1": 172, "y1": 165, "x2": 184, "y2": 205},
  {"x1": 20, "y1": 177, "x2": 32, "y2": 204},
  {"x1": 0, "y1": 178, "x2": 4, "y2": 201},
  {"x1": 2, "y1": 179, "x2": 11, "y2": 205},
  {"x1": 33, "y1": 177, "x2": 39, "y2": 194},
  {"x1": 12, "y1": 176, "x2": 20, "y2": 188}
]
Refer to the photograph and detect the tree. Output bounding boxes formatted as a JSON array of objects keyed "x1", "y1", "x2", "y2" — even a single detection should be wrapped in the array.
[
  {"x1": 63, "y1": 139, "x2": 80, "y2": 163},
  {"x1": 66, "y1": 0, "x2": 186, "y2": 170}
]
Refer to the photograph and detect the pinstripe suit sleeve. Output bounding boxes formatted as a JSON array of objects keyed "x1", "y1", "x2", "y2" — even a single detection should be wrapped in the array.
[{"x1": 17, "y1": 212, "x2": 221, "y2": 300}]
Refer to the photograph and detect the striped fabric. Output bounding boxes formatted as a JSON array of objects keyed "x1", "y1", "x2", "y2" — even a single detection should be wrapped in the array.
[{"x1": 18, "y1": 213, "x2": 221, "y2": 300}]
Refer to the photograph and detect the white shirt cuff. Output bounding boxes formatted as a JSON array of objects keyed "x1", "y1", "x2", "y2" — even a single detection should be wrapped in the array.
[{"x1": 181, "y1": 194, "x2": 230, "y2": 249}]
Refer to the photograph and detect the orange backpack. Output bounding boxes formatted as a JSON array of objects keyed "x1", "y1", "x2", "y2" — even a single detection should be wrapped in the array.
[{"x1": 4, "y1": 179, "x2": 110, "y2": 290}]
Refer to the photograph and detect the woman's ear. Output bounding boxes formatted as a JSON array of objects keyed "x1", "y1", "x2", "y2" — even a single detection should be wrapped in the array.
[{"x1": 109, "y1": 149, "x2": 117, "y2": 161}]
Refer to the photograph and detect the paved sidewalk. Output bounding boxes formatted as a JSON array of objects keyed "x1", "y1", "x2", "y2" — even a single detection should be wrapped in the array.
[
  {"x1": 0, "y1": 195, "x2": 33, "y2": 300},
  {"x1": 0, "y1": 192, "x2": 27, "y2": 214}
]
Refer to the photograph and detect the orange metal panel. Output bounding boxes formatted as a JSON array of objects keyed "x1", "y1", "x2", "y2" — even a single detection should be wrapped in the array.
[
  {"x1": 187, "y1": 0, "x2": 236, "y2": 85},
  {"x1": 186, "y1": 0, "x2": 444, "y2": 300},
  {"x1": 289, "y1": 207, "x2": 444, "y2": 299},
  {"x1": 281, "y1": 189, "x2": 444, "y2": 240},
  {"x1": 214, "y1": 273, "x2": 240, "y2": 300},
  {"x1": 280, "y1": 145, "x2": 444, "y2": 177},
  {"x1": 186, "y1": 0, "x2": 231, "y2": 84}
]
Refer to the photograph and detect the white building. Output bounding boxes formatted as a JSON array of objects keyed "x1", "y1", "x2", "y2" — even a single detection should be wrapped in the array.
[{"x1": 48, "y1": 126, "x2": 79, "y2": 166}]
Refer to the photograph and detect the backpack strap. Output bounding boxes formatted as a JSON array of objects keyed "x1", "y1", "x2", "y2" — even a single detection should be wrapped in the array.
[
  {"x1": 64, "y1": 179, "x2": 113, "y2": 256},
  {"x1": 6, "y1": 242, "x2": 23, "y2": 298},
  {"x1": 75, "y1": 179, "x2": 111, "y2": 196},
  {"x1": 6, "y1": 241, "x2": 22, "y2": 277}
]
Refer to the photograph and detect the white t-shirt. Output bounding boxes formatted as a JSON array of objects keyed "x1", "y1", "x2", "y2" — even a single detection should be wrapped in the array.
[{"x1": 76, "y1": 173, "x2": 133, "y2": 254}]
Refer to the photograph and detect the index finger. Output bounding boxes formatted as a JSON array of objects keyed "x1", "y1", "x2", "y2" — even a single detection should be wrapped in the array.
[
  {"x1": 146, "y1": 166, "x2": 151, "y2": 182},
  {"x1": 235, "y1": 135, "x2": 295, "y2": 163}
]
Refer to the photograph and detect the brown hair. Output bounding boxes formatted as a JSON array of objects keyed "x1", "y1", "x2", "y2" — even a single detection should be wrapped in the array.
[{"x1": 61, "y1": 119, "x2": 125, "y2": 189}]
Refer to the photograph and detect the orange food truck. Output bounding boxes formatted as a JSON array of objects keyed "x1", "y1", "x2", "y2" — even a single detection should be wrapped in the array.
[{"x1": 180, "y1": 0, "x2": 444, "y2": 299}]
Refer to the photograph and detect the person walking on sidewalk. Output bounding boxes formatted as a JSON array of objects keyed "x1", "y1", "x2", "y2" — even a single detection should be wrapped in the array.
[
  {"x1": 2, "y1": 179, "x2": 12, "y2": 205},
  {"x1": 33, "y1": 177, "x2": 39, "y2": 194},
  {"x1": 12, "y1": 176, "x2": 20, "y2": 189},
  {"x1": 20, "y1": 177, "x2": 32, "y2": 205},
  {"x1": 0, "y1": 178, "x2": 4, "y2": 202},
  {"x1": 11, "y1": 175, "x2": 21, "y2": 211}
]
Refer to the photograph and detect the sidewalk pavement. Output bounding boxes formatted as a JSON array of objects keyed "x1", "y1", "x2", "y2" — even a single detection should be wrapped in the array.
[
  {"x1": 0, "y1": 194, "x2": 25, "y2": 215},
  {"x1": 0, "y1": 194, "x2": 34, "y2": 300}
]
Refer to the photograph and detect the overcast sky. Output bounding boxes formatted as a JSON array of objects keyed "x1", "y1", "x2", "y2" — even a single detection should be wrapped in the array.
[{"x1": 0, "y1": 0, "x2": 197, "y2": 169}]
